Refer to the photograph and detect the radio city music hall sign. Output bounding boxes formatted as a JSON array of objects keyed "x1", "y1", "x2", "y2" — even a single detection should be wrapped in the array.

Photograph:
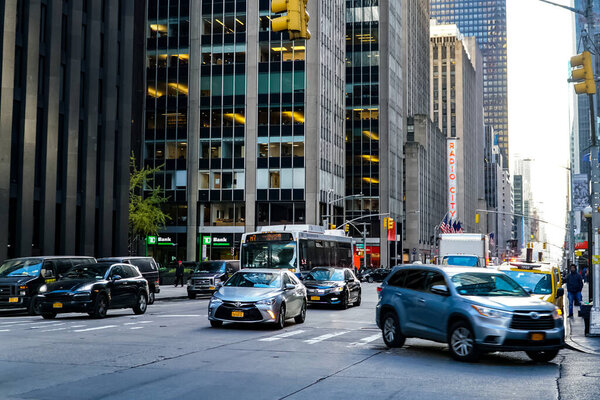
[{"x1": 447, "y1": 139, "x2": 457, "y2": 219}]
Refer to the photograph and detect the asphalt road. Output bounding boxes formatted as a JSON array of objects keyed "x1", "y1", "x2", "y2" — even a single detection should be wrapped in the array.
[{"x1": 0, "y1": 283, "x2": 598, "y2": 400}]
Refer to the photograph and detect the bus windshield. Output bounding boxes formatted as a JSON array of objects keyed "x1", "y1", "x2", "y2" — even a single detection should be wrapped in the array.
[{"x1": 241, "y1": 242, "x2": 297, "y2": 269}]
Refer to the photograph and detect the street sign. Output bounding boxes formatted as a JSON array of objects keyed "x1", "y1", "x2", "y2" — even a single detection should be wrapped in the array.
[
  {"x1": 202, "y1": 236, "x2": 211, "y2": 245},
  {"x1": 593, "y1": 255, "x2": 600, "y2": 264},
  {"x1": 147, "y1": 236, "x2": 157, "y2": 245}
]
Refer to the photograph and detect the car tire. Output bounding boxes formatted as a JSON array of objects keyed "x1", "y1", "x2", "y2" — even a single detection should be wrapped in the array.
[
  {"x1": 133, "y1": 292, "x2": 148, "y2": 315},
  {"x1": 91, "y1": 294, "x2": 108, "y2": 319},
  {"x1": 294, "y1": 300, "x2": 307, "y2": 324},
  {"x1": 28, "y1": 296, "x2": 41, "y2": 316},
  {"x1": 148, "y1": 291, "x2": 155, "y2": 305},
  {"x1": 368, "y1": 276, "x2": 374, "y2": 283},
  {"x1": 210, "y1": 320, "x2": 223, "y2": 328},
  {"x1": 353, "y1": 291, "x2": 362, "y2": 307},
  {"x1": 41, "y1": 312, "x2": 56, "y2": 320},
  {"x1": 275, "y1": 304, "x2": 286, "y2": 330},
  {"x1": 188, "y1": 292, "x2": 197, "y2": 299},
  {"x1": 526, "y1": 349, "x2": 560, "y2": 363},
  {"x1": 448, "y1": 321, "x2": 479, "y2": 362},
  {"x1": 339, "y1": 291, "x2": 350, "y2": 310},
  {"x1": 381, "y1": 312, "x2": 406, "y2": 348}
]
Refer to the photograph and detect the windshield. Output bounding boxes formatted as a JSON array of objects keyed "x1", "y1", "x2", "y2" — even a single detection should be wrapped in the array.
[
  {"x1": 194, "y1": 262, "x2": 225, "y2": 274},
  {"x1": 450, "y1": 272, "x2": 528, "y2": 297},
  {"x1": 305, "y1": 269, "x2": 344, "y2": 281},
  {"x1": 443, "y1": 256, "x2": 479, "y2": 267},
  {"x1": 241, "y1": 242, "x2": 297, "y2": 269},
  {"x1": 225, "y1": 272, "x2": 282, "y2": 288},
  {"x1": 0, "y1": 259, "x2": 43, "y2": 278},
  {"x1": 503, "y1": 270, "x2": 553, "y2": 295},
  {"x1": 62, "y1": 264, "x2": 110, "y2": 280}
]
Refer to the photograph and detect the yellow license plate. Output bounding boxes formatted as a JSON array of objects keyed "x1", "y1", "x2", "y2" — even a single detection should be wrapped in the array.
[
  {"x1": 231, "y1": 311, "x2": 244, "y2": 317},
  {"x1": 310, "y1": 296, "x2": 320, "y2": 301},
  {"x1": 209, "y1": 286, "x2": 215, "y2": 290},
  {"x1": 8, "y1": 297, "x2": 18, "y2": 303},
  {"x1": 53, "y1": 302, "x2": 63, "y2": 309},
  {"x1": 530, "y1": 333, "x2": 545, "y2": 341}
]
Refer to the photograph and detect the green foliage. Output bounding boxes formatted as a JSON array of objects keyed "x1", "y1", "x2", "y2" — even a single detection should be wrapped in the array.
[{"x1": 128, "y1": 154, "x2": 170, "y2": 240}]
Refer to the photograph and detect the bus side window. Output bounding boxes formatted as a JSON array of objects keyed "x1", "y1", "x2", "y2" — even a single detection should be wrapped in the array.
[{"x1": 299, "y1": 240, "x2": 309, "y2": 269}]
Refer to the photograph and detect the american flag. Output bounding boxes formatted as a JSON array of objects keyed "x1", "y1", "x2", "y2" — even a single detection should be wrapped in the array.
[{"x1": 440, "y1": 216, "x2": 449, "y2": 233}]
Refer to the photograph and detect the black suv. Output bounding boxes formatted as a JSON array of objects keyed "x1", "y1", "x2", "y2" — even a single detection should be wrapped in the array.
[
  {"x1": 98, "y1": 257, "x2": 160, "y2": 304},
  {"x1": 38, "y1": 262, "x2": 149, "y2": 319},
  {"x1": 303, "y1": 267, "x2": 361, "y2": 309},
  {"x1": 0, "y1": 256, "x2": 96, "y2": 315},
  {"x1": 187, "y1": 260, "x2": 240, "y2": 299}
]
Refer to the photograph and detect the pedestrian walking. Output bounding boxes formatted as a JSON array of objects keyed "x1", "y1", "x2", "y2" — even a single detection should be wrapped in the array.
[
  {"x1": 565, "y1": 263, "x2": 584, "y2": 317},
  {"x1": 582, "y1": 266, "x2": 588, "y2": 283},
  {"x1": 174, "y1": 261, "x2": 184, "y2": 287}
]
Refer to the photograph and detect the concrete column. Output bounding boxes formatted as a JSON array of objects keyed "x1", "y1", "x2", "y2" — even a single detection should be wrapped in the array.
[
  {"x1": 379, "y1": 1, "x2": 390, "y2": 267},
  {"x1": 244, "y1": 1, "x2": 258, "y2": 233},
  {"x1": 187, "y1": 0, "x2": 200, "y2": 260},
  {"x1": 16, "y1": 0, "x2": 41, "y2": 256},
  {"x1": 0, "y1": 0, "x2": 17, "y2": 261},
  {"x1": 41, "y1": 0, "x2": 63, "y2": 255}
]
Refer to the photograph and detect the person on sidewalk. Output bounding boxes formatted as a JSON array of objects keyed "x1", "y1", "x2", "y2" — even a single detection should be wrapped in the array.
[
  {"x1": 565, "y1": 264, "x2": 584, "y2": 317},
  {"x1": 174, "y1": 261, "x2": 184, "y2": 287}
]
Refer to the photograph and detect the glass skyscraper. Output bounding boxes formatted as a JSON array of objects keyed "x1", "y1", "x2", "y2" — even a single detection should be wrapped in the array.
[{"x1": 430, "y1": 0, "x2": 509, "y2": 167}]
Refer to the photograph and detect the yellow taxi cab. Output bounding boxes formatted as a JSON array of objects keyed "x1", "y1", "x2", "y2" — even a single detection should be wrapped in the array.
[{"x1": 498, "y1": 261, "x2": 564, "y2": 312}]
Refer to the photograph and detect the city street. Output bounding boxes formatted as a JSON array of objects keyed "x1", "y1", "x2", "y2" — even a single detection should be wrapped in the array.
[{"x1": 0, "y1": 283, "x2": 598, "y2": 400}]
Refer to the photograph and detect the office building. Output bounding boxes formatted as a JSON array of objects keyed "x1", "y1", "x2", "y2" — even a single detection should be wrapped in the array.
[
  {"x1": 430, "y1": 0, "x2": 509, "y2": 168},
  {"x1": 0, "y1": 0, "x2": 140, "y2": 261},
  {"x1": 144, "y1": 0, "x2": 346, "y2": 264}
]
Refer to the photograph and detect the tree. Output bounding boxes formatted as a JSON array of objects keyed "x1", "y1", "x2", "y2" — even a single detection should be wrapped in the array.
[{"x1": 128, "y1": 154, "x2": 170, "y2": 255}]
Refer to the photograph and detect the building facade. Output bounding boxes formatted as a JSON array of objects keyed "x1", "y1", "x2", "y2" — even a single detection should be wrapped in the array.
[
  {"x1": 430, "y1": 0, "x2": 509, "y2": 168},
  {"x1": 144, "y1": 0, "x2": 345, "y2": 265},
  {"x1": 0, "y1": 0, "x2": 139, "y2": 261},
  {"x1": 430, "y1": 22, "x2": 484, "y2": 233}
]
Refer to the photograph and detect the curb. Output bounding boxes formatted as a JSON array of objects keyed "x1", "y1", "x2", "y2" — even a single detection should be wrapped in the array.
[{"x1": 563, "y1": 292, "x2": 600, "y2": 355}]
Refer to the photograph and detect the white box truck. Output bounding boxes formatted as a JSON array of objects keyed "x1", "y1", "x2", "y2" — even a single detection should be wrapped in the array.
[{"x1": 438, "y1": 233, "x2": 489, "y2": 267}]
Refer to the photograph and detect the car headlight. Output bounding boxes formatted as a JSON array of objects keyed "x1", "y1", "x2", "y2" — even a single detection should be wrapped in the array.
[
  {"x1": 75, "y1": 284, "x2": 94, "y2": 293},
  {"x1": 209, "y1": 297, "x2": 223, "y2": 306},
  {"x1": 38, "y1": 285, "x2": 47, "y2": 293},
  {"x1": 552, "y1": 307, "x2": 562, "y2": 320},
  {"x1": 256, "y1": 297, "x2": 277, "y2": 306},
  {"x1": 471, "y1": 304, "x2": 512, "y2": 319},
  {"x1": 331, "y1": 286, "x2": 344, "y2": 293}
]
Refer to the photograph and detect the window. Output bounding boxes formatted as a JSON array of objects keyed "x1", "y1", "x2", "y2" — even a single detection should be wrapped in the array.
[
  {"x1": 388, "y1": 270, "x2": 407, "y2": 287},
  {"x1": 425, "y1": 272, "x2": 446, "y2": 293},
  {"x1": 404, "y1": 270, "x2": 427, "y2": 291},
  {"x1": 269, "y1": 171, "x2": 280, "y2": 188}
]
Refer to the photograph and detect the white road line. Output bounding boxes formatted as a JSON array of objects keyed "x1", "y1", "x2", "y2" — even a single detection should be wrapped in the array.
[
  {"x1": 304, "y1": 331, "x2": 349, "y2": 345},
  {"x1": 347, "y1": 333, "x2": 381, "y2": 348},
  {"x1": 331, "y1": 320, "x2": 375, "y2": 324},
  {"x1": 30, "y1": 323, "x2": 65, "y2": 329},
  {"x1": 156, "y1": 315, "x2": 203, "y2": 317},
  {"x1": 138, "y1": 321, "x2": 153, "y2": 324},
  {"x1": 129, "y1": 327, "x2": 144, "y2": 330},
  {"x1": 74, "y1": 325, "x2": 117, "y2": 332},
  {"x1": 71, "y1": 325, "x2": 86, "y2": 328},
  {"x1": 40, "y1": 327, "x2": 68, "y2": 333},
  {"x1": 0, "y1": 329, "x2": 10, "y2": 332},
  {"x1": 124, "y1": 322, "x2": 137, "y2": 326},
  {"x1": 259, "y1": 330, "x2": 306, "y2": 342}
]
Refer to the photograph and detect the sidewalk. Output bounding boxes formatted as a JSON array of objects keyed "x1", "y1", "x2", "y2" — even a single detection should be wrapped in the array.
[
  {"x1": 155, "y1": 285, "x2": 190, "y2": 301},
  {"x1": 565, "y1": 282, "x2": 600, "y2": 355}
]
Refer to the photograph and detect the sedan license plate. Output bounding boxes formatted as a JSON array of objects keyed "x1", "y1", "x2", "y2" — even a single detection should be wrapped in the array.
[
  {"x1": 530, "y1": 332, "x2": 545, "y2": 341},
  {"x1": 53, "y1": 302, "x2": 63, "y2": 309},
  {"x1": 209, "y1": 286, "x2": 215, "y2": 290},
  {"x1": 8, "y1": 297, "x2": 18, "y2": 303},
  {"x1": 231, "y1": 311, "x2": 244, "y2": 318},
  {"x1": 310, "y1": 296, "x2": 320, "y2": 301}
]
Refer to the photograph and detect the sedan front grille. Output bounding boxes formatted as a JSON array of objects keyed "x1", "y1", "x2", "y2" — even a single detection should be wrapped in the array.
[
  {"x1": 215, "y1": 303, "x2": 263, "y2": 321},
  {"x1": 510, "y1": 313, "x2": 555, "y2": 330}
]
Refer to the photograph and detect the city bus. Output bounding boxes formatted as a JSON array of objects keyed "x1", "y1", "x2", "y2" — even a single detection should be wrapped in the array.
[{"x1": 240, "y1": 225, "x2": 355, "y2": 276}]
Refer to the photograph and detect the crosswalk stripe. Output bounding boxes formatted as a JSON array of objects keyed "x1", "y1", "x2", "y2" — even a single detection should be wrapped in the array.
[
  {"x1": 30, "y1": 323, "x2": 65, "y2": 329},
  {"x1": 259, "y1": 330, "x2": 306, "y2": 342},
  {"x1": 71, "y1": 325, "x2": 86, "y2": 328},
  {"x1": 74, "y1": 325, "x2": 117, "y2": 332},
  {"x1": 347, "y1": 333, "x2": 381, "y2": 347},
  {"x1": 40, "y1": 327, "x2": 68, "y2": 333},
  {"x1": 0, "y1": 329, "x2": 10, "y2": 332},
  {"x1": 304, "y1": 331, "x2": 349, "y2": 344},
  {"x1": 129, "y1": 327, "x2": 144, "y2": 330}
]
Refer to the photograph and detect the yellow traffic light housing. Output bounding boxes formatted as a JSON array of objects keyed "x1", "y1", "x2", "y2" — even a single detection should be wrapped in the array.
[
  {"x1": 344, "y1": 224, "x2": 349, "y2": 233},
  {"x1": 329, "y1": 224, "x2": 336, "y2": 230},
  {"x1": 271, "y1": 0, "x2": 310, "y2": 40},
  {"x1": 383, "y1": 217, "x2": 389, "y2": 230},
  {"x1": 571, "y1": 51, "x2": 596, "y2": 95},
  {"x1": 475, "y1": 213, "x2": 480, "y2": 224}
]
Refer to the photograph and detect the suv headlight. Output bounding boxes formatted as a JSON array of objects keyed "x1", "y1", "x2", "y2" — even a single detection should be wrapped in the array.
[
  {"x1": 38, "y1": 285, "x2": 47, "y2": 293},
  {"x1": 471, "y1": 305, "x2": 512, "y2": 319},
  {"x1": 552, "y1": 307, "x2": 562, "y2": 320},
  {"x1": 256, "y1": 297, "x2": 277, "y2": 306}
]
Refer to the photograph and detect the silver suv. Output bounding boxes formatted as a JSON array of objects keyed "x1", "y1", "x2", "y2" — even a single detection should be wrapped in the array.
[{"x1": 376, "y1": 265, "x2": 564, "y2": 362}]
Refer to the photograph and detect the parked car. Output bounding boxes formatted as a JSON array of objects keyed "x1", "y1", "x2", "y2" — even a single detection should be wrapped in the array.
[
  {"x1": 376, "y1": 265, "x2": 564, "y2": 362},
  {"x1": 303, "y1": 267, "x2": 361, "y2": 308},
  {"x1": 187, "y1": 260, "x2": 240, "y2": 299},
  {"x1": 37, "y1": 262, "x2": 149, "y2": 319},
  {"x1": 208, "y1": 269, "x2": 307, "y2": 329},
  {"x1": 0, "y1": 256, "x2": 96, "y2": 315},
  {"x1": 98, "y1": 257, "x2": 160, "y2": 304},
  {"x1": 361, "y1": 268, "x2": 391, "y2": 283}
]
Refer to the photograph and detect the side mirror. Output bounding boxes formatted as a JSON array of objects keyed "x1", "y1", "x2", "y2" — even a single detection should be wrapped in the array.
[
  {"x1": 111, "y1": 275, "x2": 122, "y2": 281},
  {"x1": 285, "y1": 283, "x2": 295, "y2": 291},
  {"x1": 430, "y1": 285, "x2": 450, "y2": 296},
  {"x1": 557, "y1": 287, "x2": 565, "y2": 298},
  {"x1": 216, "y1": 282, "x2": 224, "y2": 289}
]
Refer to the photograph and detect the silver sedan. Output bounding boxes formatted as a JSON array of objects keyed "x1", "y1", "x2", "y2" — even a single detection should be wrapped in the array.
[{"x1": 208, "y1": 269, "x2": 307, "y2": 329}]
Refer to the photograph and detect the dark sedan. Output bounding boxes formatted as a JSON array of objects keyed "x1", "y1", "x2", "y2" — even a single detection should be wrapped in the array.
[
  {"x1": 361, "y1": 268, "x2": 391, "y2": 283},
  {"x1": 303, "y1": 267, "x2": 361, "y2": 309},
  {"x1": 37, "y1": 262, "x2": 149, "y2": 319}
]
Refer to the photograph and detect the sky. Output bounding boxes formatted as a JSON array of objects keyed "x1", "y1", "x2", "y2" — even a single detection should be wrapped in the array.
[{"x1": 506, "y1": 0, "x2": 575, "y2": 256}]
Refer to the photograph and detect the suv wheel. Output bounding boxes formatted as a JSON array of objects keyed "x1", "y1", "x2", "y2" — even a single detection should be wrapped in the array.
[
  {"x1": 526, "y1": 349, "x2": 559, "y2": 363},
  {"x1": 91, "y1": 294, "x2": 108, "y2": 319},
  {"x1": 133, "y1": 292, "x2": 148, "y2": 315},
  {"x1": 448, "y1": 321, "x2": 479, "y2": 362},
  {"x1": 148, "y1": 291, "x2": 155, "y2": 305},
  {"x1": 188, "y1": 292, "x2": 197, "y2": 299},
  {"x1": 28, "y1": 296, "x2": 41, "y2": 316},
  {"x1": 294, "y1": 300, "x2": 306, "y2": 324},
  {"x1": 275, "y1": 304, "x2": 286, "y2": 330},
  {"x1": 381, "y1": 312, "x2": 406, "y2": 348},
  {"x1": 210, "y1": 320, "x2": 223, "y2": 328}
]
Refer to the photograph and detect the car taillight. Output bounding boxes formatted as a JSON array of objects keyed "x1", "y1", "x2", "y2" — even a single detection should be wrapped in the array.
[{"x1": 376, "y1": 286, "x2": 382, "y2": 293}]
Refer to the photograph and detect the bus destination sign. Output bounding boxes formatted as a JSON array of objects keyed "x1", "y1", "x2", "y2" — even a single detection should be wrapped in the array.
[{"x1": 246, "y1": 233, "x2": 293, "y2": 242}]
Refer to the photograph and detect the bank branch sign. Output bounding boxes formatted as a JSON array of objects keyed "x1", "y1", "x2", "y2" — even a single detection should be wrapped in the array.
[{"x1": 447, "y1": 139, "x2": 458, "y2": 219}]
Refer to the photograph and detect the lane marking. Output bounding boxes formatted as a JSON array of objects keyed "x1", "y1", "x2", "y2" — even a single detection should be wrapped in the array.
[
  {"x1": 129, "y1": 327, "x2": 144, "y2": 330},
  {"x1": 40, "y1": 327, "x2": 68, "y2": 333},
  {"x1": 30, "y1": 323, "x2": 65, "y2": 329},
  {"x1": 74, "y1": 325, "x2": 117, "y2": 332},
  {"x1": 304, "y1": 331, "x2": 349, "y2": 345},
  {"x1": 331, "y1": 320, "x2": 375, "y2": 324},
  {"x1": 347, "y1": 333, "x2": 381, "y2": 348},
  {"x1": 0, "y1": 329, "x2": 10, "y2": 332},
  {"x1": 139, "y1": 321, "x2": 153, "y2": 324},
  {"x1": 259, "y1": 330, "x2": 306, "y2": 342},
  {"x1": 156, "y1": 315, "x2": 203, "y2": 317},
  {"x1": 124, "y1": 322, "x2": 137, "y2": 326},
  {"x1": 71, "y1": 325, "x2": 87, "y2": 328}
]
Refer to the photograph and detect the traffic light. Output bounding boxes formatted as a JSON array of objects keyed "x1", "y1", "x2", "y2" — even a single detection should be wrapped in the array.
[
  {"x1": 570, "y1": 51, "x2": 596, "y2": 94},
  {"x1": 329, "y1": 223, "x2": 336, "y2": 230},
  {"x1": 475, "y1": 213, "x2": 480, "y2": 224},
  {"x1": 388, "y1": 218, "x2": 394, "y2": 231},
  {"x1": 271, "y1": 0, "x2": 310, "y2": 40},
  {"x1": 383, "y1": 217, "x2": 394, "y2": 230},
  {"x1": 344, "y1": 224, "x2": 349, "y2": 233}
]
